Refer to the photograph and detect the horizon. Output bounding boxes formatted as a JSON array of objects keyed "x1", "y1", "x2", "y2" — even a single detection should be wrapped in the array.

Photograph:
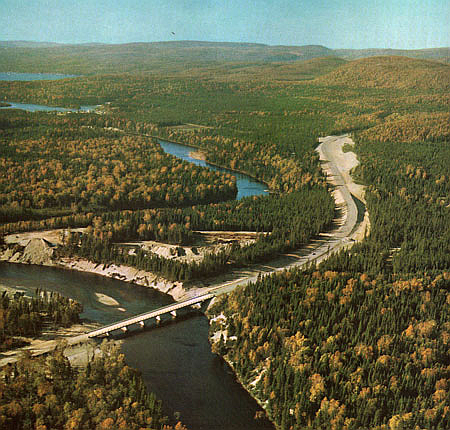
[
  {"x1": 1, "y1": 0, "x2": 449, "y2": 50},
  {"x1": 1, "y1": 39, "x2": 449, "y2": 51}
]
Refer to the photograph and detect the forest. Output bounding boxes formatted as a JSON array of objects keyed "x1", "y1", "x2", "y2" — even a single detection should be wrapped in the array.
[
  {"x1": 0, "y1": 342, "x2": 186, "y2": 430},
  {"x1": 0, "y1": 111, "x2": 237, "y2": 223},
  {"x1": 1, "y1": 50, "x2": 449, "y2": 429},
  {"x1": 0, "y1": 289, "x2": 82, "y2": 351},
  {"x1": 208, "y1": 269, "x2": 450, "y2": 430}
]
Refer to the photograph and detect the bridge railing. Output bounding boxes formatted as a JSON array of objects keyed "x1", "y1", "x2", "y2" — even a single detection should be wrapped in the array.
[{"x1": 87, "y1": 293, "x2": 214, "y2": 338}]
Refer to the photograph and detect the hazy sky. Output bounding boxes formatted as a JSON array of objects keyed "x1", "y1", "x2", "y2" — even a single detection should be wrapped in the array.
[{"x1": 1, "y1": 0, "x2": 449, "y2": 49}]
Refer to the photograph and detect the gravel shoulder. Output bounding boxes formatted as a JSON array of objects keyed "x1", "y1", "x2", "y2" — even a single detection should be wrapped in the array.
[{"x1": 201, "y1": 134, "x2": 369, "y2": 298}]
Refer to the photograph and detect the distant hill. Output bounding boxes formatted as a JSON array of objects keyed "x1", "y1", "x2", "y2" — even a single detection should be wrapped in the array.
[
  {"x1": 0, "y1": 41, "x2": 63, "y2": 48},
  {"x1": 314, "y1": 56, "x2": 450, "y2": 91},
  {"x1": 230, "y1": 57, "x2": 348, "y2": 81},
  {"x1": 0, "y1": 41, "x2": 448, "y2": 75},
  {"x1": 335, "y1": 47, "x2": 450, "y2": 63}
]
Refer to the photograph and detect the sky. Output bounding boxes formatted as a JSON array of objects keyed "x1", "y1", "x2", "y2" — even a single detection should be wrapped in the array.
[{"x1": 0, "y1": 0, "x2": 449, "y2": 49}]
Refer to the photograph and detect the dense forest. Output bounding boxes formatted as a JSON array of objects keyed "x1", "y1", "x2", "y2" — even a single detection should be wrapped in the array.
[
  {"x1": 208, "y1": 269, "x2": 450, "y2": 429},
  {"x1": 0, "y1": 111, "x2": 237, "y2": 223},
  {"x1": 0, "y1": 342, "x2": 186, "y2": 430},
  {"x1": 1, "y1": 49, "x2": 449, "y2": 429},
  {"x1": 0, "y1": 289, "x2": 82, "y2": 351},
  {"x1": 321, "y1": 139, "x2": 450, "y2": 275}
]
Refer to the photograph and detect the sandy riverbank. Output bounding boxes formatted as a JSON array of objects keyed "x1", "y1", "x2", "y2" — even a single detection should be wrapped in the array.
[
  {"x1": 189, "y1": 150, "x2": 207, "y2": 160},
  {"x1": 0, "y1": 319, "x2": 101, "y2": 367}
]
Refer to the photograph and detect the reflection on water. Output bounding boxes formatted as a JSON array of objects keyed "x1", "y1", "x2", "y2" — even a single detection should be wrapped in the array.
[{"x1": 159, "y1": 140, "x2": 268, "y2": 200}]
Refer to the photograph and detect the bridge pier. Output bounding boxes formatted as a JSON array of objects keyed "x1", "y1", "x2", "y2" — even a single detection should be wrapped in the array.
[{"x1": 85, "y1": 292, "x2": 215, "y2": 339}]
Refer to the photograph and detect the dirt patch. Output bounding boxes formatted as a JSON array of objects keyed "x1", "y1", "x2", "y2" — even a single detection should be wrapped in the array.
[
  {"x1": 170, "y1": 123, "x2": 213, "y2": 131},
  {"x1": 189, "y1": 150, "x2": 207, "y2": 160},
  {"x1": 118, "y1": 231, "x2": 261, "y2": 264},
  {"x1": 0, "y1": 321, "x2": 101, "y2": 367},
  {"x1": 4, "y1": 228, "x2": 86, "y2": 247}
]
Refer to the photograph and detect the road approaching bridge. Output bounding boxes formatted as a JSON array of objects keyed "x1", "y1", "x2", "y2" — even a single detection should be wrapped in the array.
[
  {"x1": 86, "y1": 134, "x2": 367, "y2": 340},
  {"x1": 86, "y1": 293, "x2": 214, "y2": 338}
]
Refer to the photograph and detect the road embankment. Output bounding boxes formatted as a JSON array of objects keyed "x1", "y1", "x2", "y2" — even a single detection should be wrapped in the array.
[{"x1": 0, "y1": 135, "x2": 368, "y2": 303}]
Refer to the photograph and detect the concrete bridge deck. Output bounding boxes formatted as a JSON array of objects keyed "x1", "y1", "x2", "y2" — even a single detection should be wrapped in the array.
[{"x1": 86, "y1": 292, "x2": 214, "y2": 338}]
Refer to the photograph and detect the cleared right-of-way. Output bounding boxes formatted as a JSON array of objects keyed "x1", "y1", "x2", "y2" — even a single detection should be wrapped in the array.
[
  {"x1": 67, "y1": 134, "x2": 369, "y2": 343},
  {"x1": 197, "y1": 134, "x2": 369, "y2": 297}
]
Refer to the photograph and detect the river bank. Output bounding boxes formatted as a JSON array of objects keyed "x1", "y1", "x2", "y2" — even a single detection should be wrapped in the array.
[
  {"x1": 0, "y1": 134, "x2": 367, "y2": 430},
  {"x1": 0, "y1": 320, "x2": 101, "y2": 367},
  {"x1": 0, "y1": 281, "x2": 102, "y2": 367},
  {"x1": 206, "y1": 134, "x2": 368, "y2": 429},
  {"x1": 0, "y1": 244, "x2": 192, "y2": 300}
]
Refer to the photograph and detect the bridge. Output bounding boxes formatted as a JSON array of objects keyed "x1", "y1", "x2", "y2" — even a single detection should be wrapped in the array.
[
  {"x1": 86, "y1": 292, "x2": 215, "y2": 338},
  {"x1": 71, "y1": 135, "x2": 368, "y2": 344}
]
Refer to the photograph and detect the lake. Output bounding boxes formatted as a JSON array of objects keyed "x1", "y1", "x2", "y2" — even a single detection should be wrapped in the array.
[
  {"x1": 0, "y1": 72, "x2": 78, "y2": 81},
  {"x1": 0, "y1": 101, "x2": 98, "y2": 113}
]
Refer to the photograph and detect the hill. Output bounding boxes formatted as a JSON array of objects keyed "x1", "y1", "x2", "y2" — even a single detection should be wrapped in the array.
[
  {"x1": 0, "y1": 40, "x2": 63, "y2": 48},
  {"x1": 335, "y1": 47, "x2": 450, "y2": 63},
  {"x1": 0, "y1": 41, "x2": 448, "y2": 75},
  {"x1": 314, "y1": 56, "x2": 450, "y2": 90},
  {"x1": 0, "y1": 42, "x2": 334, "y2": 74}
]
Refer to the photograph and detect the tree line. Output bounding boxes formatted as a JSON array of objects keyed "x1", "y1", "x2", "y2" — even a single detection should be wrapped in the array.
[
  {"x1": 0, "y1": 342, "x2": 187, "y2": 430},
  {"x1": 0, "y1": 289, "x2": 82, "y2": 351}
]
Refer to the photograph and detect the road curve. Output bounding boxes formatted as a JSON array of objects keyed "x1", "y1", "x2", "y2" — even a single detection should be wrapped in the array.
[
  {"x1": 201, "y1": 134, "x2": 368, "y2": 298},
  {"x1": 16, "y1": 135, "x2": 367, "y2": 353}
]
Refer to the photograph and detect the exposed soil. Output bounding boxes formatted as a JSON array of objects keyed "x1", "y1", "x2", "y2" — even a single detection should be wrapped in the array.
[
  {"x1": 0, "y1": 135, "x2": 367, "y2": 303},
  {"x1": 0, "y1": 321, "x2": 101, "y2": 367}
]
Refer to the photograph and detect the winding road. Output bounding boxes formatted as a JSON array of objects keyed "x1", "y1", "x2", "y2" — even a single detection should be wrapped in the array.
[
  {"x1": 0, "y1": 134, "x2": 368, "y2": 358},
  {"x1": 72, "y1": 134, "x2": 369, "y2": 342},
  {"x1": 181, "y1": 134, "x2": 369, "y2": 298}
]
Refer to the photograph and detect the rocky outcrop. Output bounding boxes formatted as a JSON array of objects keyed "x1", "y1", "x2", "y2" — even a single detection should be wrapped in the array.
[{"x1": 1, "y1": 238, "x2": 55, "y2": 266}]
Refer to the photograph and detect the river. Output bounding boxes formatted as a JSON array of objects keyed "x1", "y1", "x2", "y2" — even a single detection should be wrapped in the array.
[
  {"x1": 159, "y1": 140, "x2": 269, "y2": 200},
  {"x1": 0, "y1": 262, "x2": 274, "y2": 429},
  {"x1": 0, "y1": 88, "x2": 275, "y2": 428}
]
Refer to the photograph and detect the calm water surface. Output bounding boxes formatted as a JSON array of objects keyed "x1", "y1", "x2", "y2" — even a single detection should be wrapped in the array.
[
  {"x1": 159, "y1": 140, "x2": 268, "y2": 200},
  {"x1": 0, "y1": 102, "x2": 98, "y2": 113},
  {"x1": 0, "y1": 72, "x2": 79, "y2": 81},
  {"x1": 0, "y1": 262, "x2": 274, "y2": 429},
  {"x1": 0, "y1": 73, "x2": 275, "y2": 429},
  {"x1": 0, "y1": 72, "x2": 95, "y2": 112}
]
